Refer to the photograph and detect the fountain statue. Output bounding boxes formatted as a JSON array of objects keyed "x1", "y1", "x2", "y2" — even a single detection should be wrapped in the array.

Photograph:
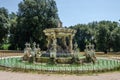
[
  {"x1": 23, "y1": 42, "x2": 41, "y2": 62},
  {"x1": 23, "y1": 43, "x2": 31, "y2": 61},
  {"x1": 84, "y1": 43, "x2": 96, "y2": 63},
  {"x1": 73, "y1": 42, "x2": 80, "y2": 58}
]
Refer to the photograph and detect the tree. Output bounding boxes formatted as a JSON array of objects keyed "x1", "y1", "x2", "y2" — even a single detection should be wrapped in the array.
[
  {"x1": 96, "y1": 21, "x2": 118, "y2": 52},
  {"x1": 70, "y1": 21, "x2": 119, "y2": 52},
  {"x1": 0, "y1": 7, "x2": 9, "y2": 48},
  {"x1": 71, "y1": 24, "x2": 93, "y2": 51},
  {"x1": 9, "y1": 12, "x2": 18, "y2": 49},
  {"x1": 96, "y1": 24, "x2": 109, "y2": 52},
  {"x1": 10, "y1": 0, "x2": 59, "y2": 50},
  {"x1": 112, "y1": 27, "x2": 120, "y2": 51}
]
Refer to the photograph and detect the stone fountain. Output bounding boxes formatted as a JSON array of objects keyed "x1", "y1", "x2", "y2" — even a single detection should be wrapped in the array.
[
  {"x1": 43, "y1": 20, "x2": 76, "y2": 58},
  {"x1": 22, "y1": 20, "x2": 97, "y2": 64}
]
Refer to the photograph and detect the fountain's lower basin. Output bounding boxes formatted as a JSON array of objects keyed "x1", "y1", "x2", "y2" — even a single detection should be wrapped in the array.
[{"x1": 0, "y1": 56, "x2": 120, "y2": 72}]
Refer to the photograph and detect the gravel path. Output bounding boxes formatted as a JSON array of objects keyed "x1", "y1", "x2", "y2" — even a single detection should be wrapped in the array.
[{"x1": 0, "y1": 71, "x2": 120, "y2": 80}]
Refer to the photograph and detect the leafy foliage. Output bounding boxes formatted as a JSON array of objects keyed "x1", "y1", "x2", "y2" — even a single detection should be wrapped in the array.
[
  {"x1": 112, "y1": 27, "x2": 120, "y2": 51},
  {"x1": 71, "y1": 24, "x2": 93, "y2": 51},
  {"x1": 0, "y1": 7, "x2": 9, "y2": 48},
  {"x1": 9, "y1": 12, "x2": 18, "y2": 50},
  {"x1": 71, "y1": 21, "x2": 120, "y2": 52},
  {"x1": 9, "y1": 0, "x2": 59, "y2": 50}
]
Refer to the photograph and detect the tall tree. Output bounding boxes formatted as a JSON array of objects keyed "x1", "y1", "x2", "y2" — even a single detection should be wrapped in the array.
[
  {"x1": 96, "y1": 21, "x2": 118, "y2": 52},
  {"x1": 9, "y1": 12, "x2": 18, "y2": 49},
  {"x1": 0, "y1": 7, "x2": 9, "y2": 48},
  {"x1": 10, "y1": 0, "x2": 59, "y2": 50},
  {"x1": 112, "y1": 27, "x2": 120, "y2": 51},
  {"x1": 71, "y1": 24, "x2": 93, "y2": 51},
  {"x1": 96, "y1": 24, "x2": 109, "y2": 52}
]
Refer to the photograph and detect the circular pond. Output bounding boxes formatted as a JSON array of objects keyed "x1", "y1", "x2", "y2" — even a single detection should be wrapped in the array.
[{"x1": 0, "y1": 56, "x2": 120, "y2": 73}]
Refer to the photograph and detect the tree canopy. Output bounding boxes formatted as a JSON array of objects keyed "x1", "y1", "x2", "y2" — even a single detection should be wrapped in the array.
[
  {"x1": 71, "y1": 21, "x2": 120, "y2": 52},
  {"x1": 0, "y1": 7, "x2": 9, "y2": 48},
  {"x1": 9, "y1": 0, "x2": 60, "y2": 50}
]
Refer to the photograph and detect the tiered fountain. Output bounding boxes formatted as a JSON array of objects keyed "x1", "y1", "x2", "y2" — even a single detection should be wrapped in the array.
[{"x1": 22, "y1": 21, "x2": 97, "y2": 64}]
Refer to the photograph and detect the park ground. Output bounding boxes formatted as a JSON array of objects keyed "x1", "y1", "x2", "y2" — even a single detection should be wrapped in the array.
[{"x1": 0, "y1": 70, "x2": 120, "y2": 80}]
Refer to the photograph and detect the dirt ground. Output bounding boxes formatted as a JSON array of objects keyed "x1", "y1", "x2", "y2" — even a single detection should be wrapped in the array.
[{"x1": 0, "y1": 71, "x2": 120, "y2": 80}]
